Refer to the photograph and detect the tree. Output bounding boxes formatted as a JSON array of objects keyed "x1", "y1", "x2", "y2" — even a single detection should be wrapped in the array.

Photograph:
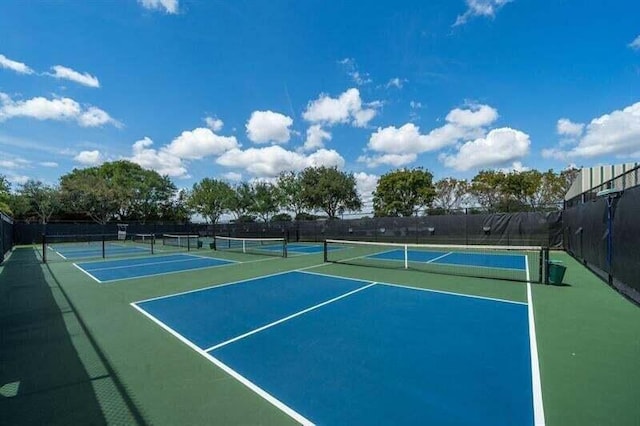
[
  {"x1": 300, "y1": 166, "x2": 362, "y2": 219},
  {"x1": 470, "y1": 170, "x2": 507, "y2": 212},
  {"x1": 560, "y1": 166, "x2": 580, "y2": 194},
  {"x1": 0, "y1": 175, "x2": 11, "y2": 215},
  {"x1": 59, "y1": 169, "x2": 121, "y2": 224},
  {"x1": 276, "y1": 171, "x2": 307, "y2": 219},
  {"x1": 373, "y1": 168, "x2": 436, "y2": 217},
  {"x1": 251, "y1": 181, "x2": 281, "y2": 222},
  {"x1": 227, "y1": 182, "x2": 254, "y2": 220},
  {"x1": 160, "y1": 189, "x2": 191, "y2": 222},
  {"x1": 432, "y1": 177, "x2": 469, "y2": 213},
  {"x1": 18, "y1": 180, "x2": 60, "y2": 224},
  {"x1": 188, "y1": 178, "x2": 233, "y2": 224}
]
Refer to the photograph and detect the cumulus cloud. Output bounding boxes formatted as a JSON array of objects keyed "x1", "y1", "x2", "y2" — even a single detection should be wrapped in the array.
[
  {"x1": 49, "y1": 65, "x2": 100, "y2": 88},
  {"x1": 385, "y1": 78, "x2": 406, "y2": 89},
  {"x1": 546, "y1": 102, "x2": 640, "y2": 159},
  {"x1": 629, "y1": 35, "x2": 640, "y2": 51},
  {"x1": 0, "y1": 93, "x2": 120, "y2": 127},
  {"x1": 138, "y1": 0, "x2": 178, "y2": 13},
  {"x1": 439, "y1": 127, "x2": 530, "y2": 171},
  {"x1": 165, "y1": 127, "x2": 239, "y2": 159},
  {"x1": 360, "y1": 104, "x2": 499, "y2": 167},
  {"x1": 454, "y1": 0, "x2": 512, "y2": 26},
  {"x1": 302, "y1": 88, "x2": 379, "y2": 128},
  {"x1": 204, "y1": 116, "x2": 224, "y2": 131},
  {"x1": 499, "y1": 161, "x2": 530, "y2": 173},
  {"x1": 357, "y1": 153, "x2": 418, "y2": 168},
  {"x1": 246, "y1": 110, "x2": 293, "y2": 144},
  {"x1": 221, "y1": 172, "x2": 243, "y2": 182},
  {"x1": 556, "y1": 118, "x2": 584, "y2": 137},
  {"x1": 354, "y1": 172, "x2": 379, "y2": 206},
  {"x1": 0, "y1": 54, "x2": 34, "y2": 74},
  {"x1": 40, "y1": 161, "x2": 59, "y2": 168},
  {"x1": 302, "y1": 125, "x2": 332, "y2": 151},
  {"x1": 216, "y1": 145, "x2": 344, "y2": 177},
  {"x1": 129, "y1": 137, "x2": 188, "y2": 178},
  {"x1": 74, "y1": 150, "x2": 104, "y2": 166}
]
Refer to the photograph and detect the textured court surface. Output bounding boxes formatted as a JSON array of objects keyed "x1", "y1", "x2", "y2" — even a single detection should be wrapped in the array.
[
  {"x1": 134, "y1": 271, "x2": 536, "y2": 425},
  {"x1": 75, "y1": 254, "x2": 235, "y2": 282}
]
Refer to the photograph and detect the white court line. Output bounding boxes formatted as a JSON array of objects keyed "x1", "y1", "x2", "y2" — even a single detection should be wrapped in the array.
[
  {"x1": 425, "y1": 251, "x2": 453, "y2": 263},
  {"x1": 80, "y1": 254, "x2": 233, "y2": 272},
  {"x1": 526, "y1": 260, "x2": 546, "y2": 425},
  {"x1": 299, "y1": 269, "x2": 527, "y2": 306},
  {"x1": 130, "y1": 303, "x2": 314, "y2": 426},
  {"x1": 73, "y1": 262, "x2": 103, "y2": 283},
  {"x1": 204, "y1": 282, "x2": 377, "y2": 352},
  {"x1": 82, "y1": 261, "x2": 239, "y2": 284}
]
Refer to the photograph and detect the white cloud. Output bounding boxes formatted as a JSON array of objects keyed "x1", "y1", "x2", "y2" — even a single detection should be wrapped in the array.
[
  {"x1": 354, "y1": 172, "x2": 379, "y2": 206},
  {"x1": 338, "y1": 58, "x2": 372, "y2": 85},
  {"x1": 40, "y1": 162, "x2": 59, "y2": 168},
  {"x1": 446, "y1": 104, "x2": 498, "y2": 127},
  {"x1": 303, "y1": 125, "x2": 332, "y2": 151},
  {"x1": 439, "y1": 127, "x2": 530, "y2": 171},
  {"x1": 454, "y1": 0, "x2": 512, "y2": 26},
  {"x1": 385, "y1": 78, "x2": 405, "y2": 89},
  {"x1": 302, "y1": 88, "x2": 378, "y2": 128},
  {"x1": 204, "y1": 116, "x2": 224, "y2": 131},
  {"x1": 557, "y1": 118, "x2": 584, "y2": 137},
  {"x1": 7, "y1": 174, "x2": 30, "y2": 185},
  {"x1": 629, "y1": 35, "x2": 640, "y2": 50},
  {"x1": 129, "y1": 137, "x2": 189, "y2": 178},
  {"x1": 0, "y1": 93, "x2": 119, "y2": 127},
  {"x1": 357, "y1": 153, "x2": 418, "y2": 168},
  {"x1": 138, "y1": 0, "x2": 178, "y2": 13},
  {"x1": 49, "y1": 65, "x2": 100, "y2": 88},
  {"x1": 165, "y1": 127, "x2": 239, "y2": 159},
  {"x1": 0, "y1": 54, "x2": 34, "y2": 74},
  {"x1": 221, "y1": 172, "x2": 243, "y2": 182},
  {"x1": 246, "y1": 110, "x2": 293, "y2": 144},
  {"x1": 74, "y1": 150, "x2": 104, "y2": 166},
  {"x1": 410, "y1": 101, "x2": 423, "y2": 109},
  {"x1": 499, "y1": 161, "x2": 530, "y2": 173},
  {"x1": 216, "y1": 145, "x2": 344, "y2": 177},
  {"x1": 550, "y1": 102, "x2": 640, "y2": 158}
]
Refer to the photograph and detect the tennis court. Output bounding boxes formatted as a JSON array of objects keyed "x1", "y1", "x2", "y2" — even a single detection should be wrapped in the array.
[
  {"x1": 74, "y1": 253, "x2": 236, "y2": 283},
  {"x1": 133, "y1": 270, "x2": 539, "y2": 425},
  {"x1": 48, "y1": 241, "x2": 150, "y2": 260}
]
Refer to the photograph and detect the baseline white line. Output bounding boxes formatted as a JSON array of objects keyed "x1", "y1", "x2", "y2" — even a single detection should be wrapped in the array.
[
  {"x1": 72, "y1": 263, "x2": 102, "y2": 283},
  {"x1": 204, "y1": 282, "x2": 377, "y2": 352},
  {"x1": 82, "y1": 255, "x2": 228, "y2": 272},
  {"x1": 130, "y1": 303, "x2": 313, "y2": 425},
  {"x1": 526, "y1": 263, "x2": 546, "y2": 425},
  {"x1": 91, "y1": 261, "x2": 239, "y2": 284}
]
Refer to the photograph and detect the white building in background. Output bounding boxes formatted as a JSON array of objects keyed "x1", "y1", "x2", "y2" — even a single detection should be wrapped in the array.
[{"x1": 564, "y1": 162, "x2": 640, "y2": 202}]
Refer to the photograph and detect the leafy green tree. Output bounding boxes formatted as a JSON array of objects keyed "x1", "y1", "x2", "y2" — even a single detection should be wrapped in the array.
[
  {"x1": 373, "y1": 168, "x2": 435, "y2": 217},
  {"x1": 227, "y1": 182, "x2": 254, "y2": 220},
  {"x1": 276, "y1": 171, "x2": 307, "y2": 219},
  {"x1": 18, "y1": 180, "x2": 61, "y2": 224},
  {"x1": 8, "y1": 193, "x2": 32, "y2": 221},
  {"x1": 470, "y1": 170, "x2": 507, "y2": 212},
  {"x1": 300, "y1": 166, "x2": 362, "y2": 219},
  {"x1": 271, "y1": 213, "x2": 293, "y2": 222},
  {"x1": 251, "y1": 182, "x2": 282, "y2": 222},
  {"x1": 160, "y1": 189, "x2": 191, "y2": 222},
  {"x1": 59, "y1": 168, "x2": 121, "y2": 224},
  {"x1": 188, "y1": 178, "x2": 233, "y2": 224},
  {"x1": 560, "y1": 166, "x2": 580, "y2": 194},
  {"x1": 432, "y1": 177, "x2": 469, "y2": 213},
  {"x1": 0, "y1": 175, "x2": 11, "y2": 215}
]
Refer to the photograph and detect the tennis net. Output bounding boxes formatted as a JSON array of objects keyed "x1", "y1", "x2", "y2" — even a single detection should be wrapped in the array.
[
  {"x1": 162, "y1": 234, "x2": 201, "y2": 249},
  {"x1": 213, "y1": 236, "x2": 287, "y2": 257},
  {"x1": 132, "y1": 233, "x2": 155, "y2": 245},
  {"x1": 324, "y1": 239, "x2": 548, "y2": 283}
]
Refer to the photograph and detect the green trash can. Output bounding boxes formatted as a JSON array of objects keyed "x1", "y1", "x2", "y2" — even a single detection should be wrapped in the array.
[{"x1": 548, "y1": 261, "x2": 567, "y2": 285}]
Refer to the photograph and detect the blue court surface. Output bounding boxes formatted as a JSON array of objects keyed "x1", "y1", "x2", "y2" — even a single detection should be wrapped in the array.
[
  {"x1": 133, "y1": 271, "x2": 540, "y2": 425},
  {"x1": 75, "y1": 254, "x2": 236, "y2": 283},
  {"x1": 50, "y1": 242, "x2": 149, "y2": 260},
  {"x1": 368, "y1": 249, "x2": 527, "y2": 270}
]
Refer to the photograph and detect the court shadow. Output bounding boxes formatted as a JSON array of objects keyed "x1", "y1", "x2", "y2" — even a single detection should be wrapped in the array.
[{"x1": 0, "y1": 248, "x2": 107, "y2": 425}]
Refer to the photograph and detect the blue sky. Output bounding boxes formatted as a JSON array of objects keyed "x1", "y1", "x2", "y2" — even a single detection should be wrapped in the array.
[{"x1": 1, "y1": 0, "x2": 639, "y2": 203}]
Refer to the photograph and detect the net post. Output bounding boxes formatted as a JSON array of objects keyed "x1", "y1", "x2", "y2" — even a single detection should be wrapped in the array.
[
  {"x1": 212, "y1": 235, "x2": 217, "y2": 251},
  {"x1": 102, "y1": 234, "x2": 106, "y2": 259},
  {"x1": 542, "y1": 247, "x2": 549, "y2": 284},
  {"x1": 323, "y1": 240, "x2": 328, "y2": 262},
  {"x1": 151, "y1": 234, "x2": 155, "y2": 255},
  {"x1": 404, "y1": 244, "x2": 408, "y2": 269},
  {"x1": 242, "y1": 240, "x2": 246, "y2": 254},
  {"x1": 283, "y1": 239, "x2": 287, "y2": 258},
  {"x1": 42, "y1": 233, "x2": 47, "y2": 263},
  {"x1": 187, "y1": 234, "x2": 190, "y2": 252}
]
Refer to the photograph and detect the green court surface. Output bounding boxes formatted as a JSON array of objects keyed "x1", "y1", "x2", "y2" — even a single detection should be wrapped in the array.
[{"x1": 1, "y1": 245, "x2": 639, "y2": 425}]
